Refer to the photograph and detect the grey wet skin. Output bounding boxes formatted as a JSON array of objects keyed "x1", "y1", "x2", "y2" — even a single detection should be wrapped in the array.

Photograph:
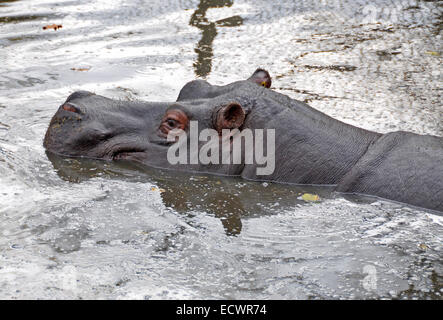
[{"x1": 44, "y1": 70, "x2": 443, "y2": 212}]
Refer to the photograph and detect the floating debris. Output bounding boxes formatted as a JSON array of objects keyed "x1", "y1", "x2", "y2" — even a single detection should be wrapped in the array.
[
  {"x1": 42, "y1": 24, "x2": 62, "y2": 31},
  {"x1": 301, "y1": 193, "x2": 321, "y2": 202},
  {"x1": 150, "y1": 186, "x2": 165, "y2": 193},
  {"x1": 425, "y1": 51, "x2": 440, "y2": 56},
  {"x1": 303, "y1": 64, "x2": 357, "y2": 72},
  {"x1": 70, "y1": 67, "x2": 91, "y2": 72},
  {"x1": 0, "y1": 122, "x2": 10, "y2": 130}
]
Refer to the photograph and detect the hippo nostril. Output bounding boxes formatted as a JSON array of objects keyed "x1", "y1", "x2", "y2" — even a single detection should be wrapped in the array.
[{"x1": 61, "y1": 103, "x2": 81, "y2": 114}]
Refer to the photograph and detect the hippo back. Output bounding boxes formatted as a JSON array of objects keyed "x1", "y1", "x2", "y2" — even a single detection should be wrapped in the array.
[{"x1": 337, "y1": 131, "x2": 443, "y2": 212}]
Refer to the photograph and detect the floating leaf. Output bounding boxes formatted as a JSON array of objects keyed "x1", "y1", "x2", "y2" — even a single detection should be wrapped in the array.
[
  {"x1": 150, "y1": 186, "x2": 165, "y2": 193},
  {"x1": 70, "y1": 67, "x2": 91, "y2": 72},
  {"x1": 301, "y1": 193, "x2": 320, "y2": 202},
  {"x1": 425, "y1": 51, "x2": 440, "y2": 56},
  {"x1": 42, "y1": 24, "x2": 62, "y2": 31}
]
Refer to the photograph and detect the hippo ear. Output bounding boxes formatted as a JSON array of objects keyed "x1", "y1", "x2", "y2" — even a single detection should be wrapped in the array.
[
  {"x1": 213, "y1": 102, "x2": 245, "y2": 135},
  {"x1": 247, "y1": 68, "x2": 272, "y2": 88},
  {"x1": 177, "y1": 79, "x2": 212, "y2": 101}
]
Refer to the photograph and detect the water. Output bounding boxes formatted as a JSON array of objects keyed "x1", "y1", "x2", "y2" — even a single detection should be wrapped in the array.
[{"x1": 0, "y1": 0, "x2": 442, "y2": 299}]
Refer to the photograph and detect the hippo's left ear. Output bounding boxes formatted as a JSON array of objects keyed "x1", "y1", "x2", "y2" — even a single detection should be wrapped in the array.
[
  {"x1": 247, "y1": 68, "x2": 272, "y2": 88},
  {"x1": 213, "y1": 102, "x2": 245, "y2": 135}
]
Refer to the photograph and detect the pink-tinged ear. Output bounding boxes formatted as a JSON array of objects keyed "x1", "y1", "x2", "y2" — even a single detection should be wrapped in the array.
[
  {"x1": 248, "y1": 68, "x2": 272, "y2": 88},
  {"x1": 61, "y1": 103, "x2": 81, "y2": 114},
  {"x1": 213, "y1": 102, "x2": 245, "y2": 135}
]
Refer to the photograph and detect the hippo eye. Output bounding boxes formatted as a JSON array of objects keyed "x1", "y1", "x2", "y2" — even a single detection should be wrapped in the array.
[
  {"x1": 158, "y1": 109, "x2": 189, "y2": 138},
  {"x1": 167, "y1": 119, "x2": 178, "y2": 128}
]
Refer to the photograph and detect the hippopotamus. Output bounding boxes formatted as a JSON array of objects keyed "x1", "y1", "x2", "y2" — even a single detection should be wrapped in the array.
[{"x1": 43, "y1": 69, "x2": 443, "y2": 213}]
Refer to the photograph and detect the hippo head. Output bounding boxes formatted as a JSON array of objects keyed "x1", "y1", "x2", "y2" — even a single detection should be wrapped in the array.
[{"x1": 44, "y1": 69, "x2": 280, "y2": 178}]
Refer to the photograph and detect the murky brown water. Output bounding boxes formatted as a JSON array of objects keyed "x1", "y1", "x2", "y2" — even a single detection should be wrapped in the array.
[{"x1": 0, "y1": 0, "x2": 442, "y2": 299}]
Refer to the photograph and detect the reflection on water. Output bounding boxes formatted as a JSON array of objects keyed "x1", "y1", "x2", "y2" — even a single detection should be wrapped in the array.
[
  {"x1": 0, "y1": 13, "x2": 57, "y2": 24},
  {"x1": 190, "y1": 0, "x2": 243, "y2": 78},
  {"x1": 46, "y1": 152, "x2": 336, "y2": 237},
  {"x1": 0, "y1": 0, "x2": 20, "y2": 7}
]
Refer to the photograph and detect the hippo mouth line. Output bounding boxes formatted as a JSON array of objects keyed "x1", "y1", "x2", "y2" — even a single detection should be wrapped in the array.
[{"x1": 111, "y1": 147, "x2": 147, "y2": 161}]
